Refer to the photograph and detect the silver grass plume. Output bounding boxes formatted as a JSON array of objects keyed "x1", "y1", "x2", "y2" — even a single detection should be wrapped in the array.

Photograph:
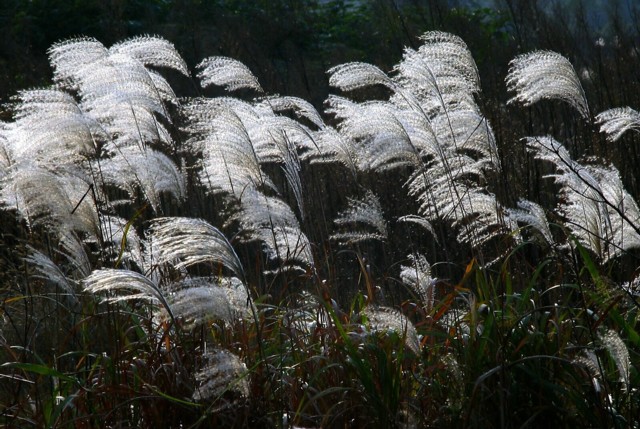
[
  {"x1": 24, "y1": 247, "x2": 75, "y2": 297},
  {"x1": 197, "y1": 57, "x2": 263, "y2": 92},
  {"x1": 595, "y1": 107, "x2": 640, "y2": 142},
  {"x1": 276, "y1": 131, "x2": 305, "y2": 219},
  {"x1": 574, "y1": 349, "x2": 604, "y2": 396},
  {"x1": 526, "y1": 136, "x2": 640, "y2": 260},
  {"x1": 50, "y1": 35, "x2": 186, "y2": 91},
  {"x1": 622, "y1": 275, "x2": 640, "y2": 297},
  {"x1": 49, "y1": 37, "x2": 180, "y2": 149},
  {"x1": 182, "y1": 98, "x2": 274, "y2": 198},
  {"x1": 328, "y1": 62, "x2": 394, "y2": 92},
  {"x1": 332, "y1": 190, "x2": 388, "y2": 244},
  {"x1": 192, "y1": 348, "x2": 249, "y2": 407},
  {"x1": 397, "y1": 215, "x2": 437, "y2": 242},
  {"x1": 149, "y1": 217, "x2": 245, "y2": 282},
  {"x1": 362, "y1": 306, "x2": 421, "y2": 355},
  {"x1": 400, "y1": 254, "x2": 436, "y2": 313},
  {"x1": 99, "y1": 215, "x2": 144, "y2": 268},
  {"x1": 48, "y1": 37, "x2": 109, "y2": 90},
  {"x1": 4, "y1": 89, "x2": 104, "y2": 164},
  {"x1": 77, "y1": 53, "x2": 175, "y2": 148},
  {"x1": 97, "y1": 146, "x2": 185, "y2": 212},
  {"x1": 24, "y1": 230, "x2": 92, "y2": 297},
  {"x1": 58, "y1": 230, "x2": 92, "y2": 278},
  {"x1": 83, "y1": 269, "x2": 174, "y2": 318},
  {"x1": 506, "y1": 51, "x2": 590, "y2": 119},
  {"x1": 600, "y1": 329, "x2": 630, "y2": 390},
  {"x1": 213, "y1": 101, "x2": 312, "y2": 166},
  {"x1": 328, "y1": 32, "x2": 509, "y2": 252},
  {"x1": 183, "y1": 96, "x2": 313, "y2": 271},
  {"x1": 164, "y1": 277, "x2": 253, "y2": 330},
  {"x1": 594, "y1": 166, "x2": 640, "y2": 258},
  {"x1": 110, "y1": 35, "x2": 189, "y2": 76},
  {"x1": 232, "y1": 189, "x2": 314, "y2": 271},
  {"x1": 0, "y1": 164, "x2": 100, "y2": 236},
  {"x1": 326, "y1": 97, "x2": 420, "y2": 172},
  {"x1": 406, "y1": 169, "x2": 507, "y2": 247},
  {"x1": 507, "y1": 199, "x2": 554, "y2": 246},
  {"x1": 393, "y1": 31, "x2": 480, "y2": 113},
  {"x1": 0, "y1": 124, "x2": 10, "y2": 180},
  {"x1": 262, "y1": 95, "x2": 325, "y2": 129},
  {"x1": 417, "y1": 32, "x2": 480, "y2": 88},
  {"x1": 441, "y1": 187, "x2": 507, "y2": 247},
  {"x1": 575, "y1": 348, "x2": 601, "y2": 378},
  {"x1": 234, "y1": 112, "x2": 310, "y2": 217},
  {"x1": 305, "y1": 127, "x2": 357, "y2": 172},
  {"x1": 281, "y1": 291, "x2": 329, "y2": 342},
  {"x1": 430, "y1": 109, "x2": 500, "y2": 169}
]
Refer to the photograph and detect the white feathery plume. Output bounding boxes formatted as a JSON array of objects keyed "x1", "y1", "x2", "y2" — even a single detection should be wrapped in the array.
[
  {"x1": 259, "y1": 224, "x2": 314, "y2": 272},
  {"x1": 362, "y1": 306, "x2": 421, "y2": 355},
  {"x1": 197, "y1": 56, "x2": 263, "y2": 92},
  {"x1": 48, "y1": 37, "x2": 109, "y2": 90},
  {"x1": 506, "y1": 51, "x2": 590, "y2": 118},
  {"x1": 192, "y1": 349, "x2": 249, "y2": 405},
  {"x1": 277, "y1": 130, "x2": 305, "y2": 219},
  {"x1": 526, "y1": 136, "x2": 640, "y2": 261},
  {"x1": 182, "y1": 98, "x2": 273, "y2": 197},
  {"x1": 97, "y1": 146, "x2": 185, "y2": 212},
  {"x1": 245, "y1": 115, "x2": 313, "y2": 164},
  {"x1": 49, "y1": 38, "x2": 180, "y2": 150},
  {"x1": 5, "y1": 89, "x2": 104, "y2": 164},
  {"x1": 305, "y1": 127, "x2": 357, "y2": 172},
  {"x1": 165, "y1": 277, "x2": 253, "y2": 329},
  {"x1": 183, "y1": 97, "x2": 313, "y2": 271},
  {"x1": 0, "y1": 124, "x2": 11, "y2": 180},
  {"x1": 231, "y1": 112, "x2": 311, "y2": 218},
  {"x1": 50, "y1": 36, "x2": 184, "y2": 109},
  {"x1": 78, "y1": 53, "x2": 174, "y2": 148},
  {"x1": 328, "y1": 62, "x2": 394, "y2": 92},
  {"x1": 392, "y1": 108, "x2": 439, "y2": 158},
  {"x1": 110, "y1": 35, "x2": 189, "y2": 76},
  {"x1": 169, "y1": 284, "x2": 233, "y2": 328},
  {"x1": 149, "y1": 217, "x2": 245, "y2": 282},
  {"x1": 261, "y1": 95, "x2": 324, "y2": 129},
  {"x1": 326, "y1": 32, "x2": 508, "y2": 251},
  {"x1": 24, "y1": 247, "x2": 75, "y2": 296},
  {"x1": 393, "y1": 31, "x2": 480, "y2": 113},
  {"x1": 147, "y1": 69, "x2": 180, "y2": 106},
  {"x1": 397, "y1": 215, "x2": 437, "y2": 242},
  {"x1": 591, "y1": 166, "x2": 640, "y2": 258},
  {"x1": 232, "y1": 189, "x2": 314, "y2": 270},
  {"x1": 406, "y1": 156, "x2": 490, "y2": 216},
  {"x1": 416, "y1": 32, "x2": 480, "y2": 89},
  {"x1": 443, "y1": 188, "x2": 507, "y2": 247},
  {"x1": 99, "y1": 215, "x2": 144, "y2": 268},
  {"x1": 58, "y1": 229, "x2": 92, "y2": 278},
  {"x1": 281, "y1": 291, "x2": 330, "y2": 341},
  {"x1": 600, "y1": 329, "x2": 631, "y2": 390},
  {"x1": 24, "y1": 231, "x2": 92, "y2": 296},
  {"x1": 407, "y1": 168, "x2": 507, "y2": 248},
  {"x1": 595, "y1": 107, "x2": 640, "y2": 142},
  {"x1": 400, "y1": 254, "x2": 436, "y2": 313},
  {"x1": 83, "y1": 268, "x2": 172, "y2": 314},
  {"x1": 332, "y1": 190, "x2": 388, "y2": 244},
  {"x1": 431, "y1": 109, "x2": 500, "y2": 168},
  {"x1": 326, "y1": 97, "x2": 419, "y2": 172},
  {"x1": 0, "y1": 163, "x2": 99, "y2": 235},
  {"x1": 507, "y1": 199, "x2": 554, "y2": 245}
]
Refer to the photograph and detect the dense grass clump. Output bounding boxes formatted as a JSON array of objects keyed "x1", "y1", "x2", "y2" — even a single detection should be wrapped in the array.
[{"x1": 0, "y1": 32, "x2": 638, "y2": 428}]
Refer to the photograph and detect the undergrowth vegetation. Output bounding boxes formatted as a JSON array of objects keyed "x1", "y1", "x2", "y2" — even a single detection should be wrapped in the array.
[{"x1": 0, "y1": 31, "x2": 639, "y2": 428}]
